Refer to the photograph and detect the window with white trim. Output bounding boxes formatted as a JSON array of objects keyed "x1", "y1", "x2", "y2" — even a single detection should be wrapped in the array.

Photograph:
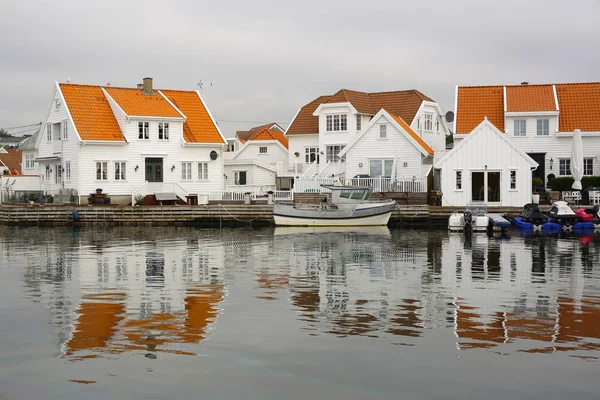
[
  {"x1": 379, "y1": 125, "x2": 387, "y2": 138},
  {"x1": 55, "y1": 166, "x2": 62, "y2": 184},
  {"x1": 25, "y1": 154, "x2": 34, "y2": 169},
  {"x1": 456, "y1": 170, "x2": 462, "y2": 190},
  {"x1": 62, "y1": 121, "x2": 68, "y2": 139},
  {"x1": 369, "y1": 159, "x2": 394, "y2": 178},
  {"x1": 356, "y1": 115, "x2": 361, "y2": 131},
  {"x1": 305, "y1": 147, "x2": 319, "y2": 163},
  {"x1": 138, "y1": 122, "x2": 149, "y2": 139},
  {"x1": 536, "y1": 119, "x2": 549, "y2": 136},
  {"x1": 510, "y1": 170, "x2": 516, "y2": 189},
  {"x1": 436, "y1": 119, "x2": 440, "y2": 132},
  {"x1": 47, "y1": 125, "x2": 52, "y2": 142},
  {"x1": 584, "y1": 158, "x2": 594, "y2": 176},
  {"x1": 115, "y1": 162, "x2": 126, "y2": 180},
  {"x1": 326, "y1": 145, "x2": 345, "y2": 163},
  {"x1": 424, "y1": 113, "x2": 433, "y2": 131},
  {"x1": 514, "y1": 120, "x2": 526, "y2": 136},
  {"x1": 559, "y1": 159, "x2": 571, "y2": 176},
  {"x1": 65, "y1": 162, "x2": 71, "y2": 181},
  {"x1": 234, "y1": 171, "x2": 247, "y2": 185},
  {"x1": 96, "y1": 162, "x2": 108, "y2": 180},
  {"x1": 181, "y1": 162, "x2": 192, "y2": 180},
  {"x1": 326, "y1": 114, "x2": 347, "y2": 132},
  {"x1": 45, "y1": 165, "x2": 51, "y2": 181},
  {"x1": 158, "y1": 122, "x2": 169, "y2": 140},
  {"x1": 198, "y1": 162, "x2": 208, "y2": 180},
  {"x1": 259, "y1": 146, "x2": 267, "y2": 154}
]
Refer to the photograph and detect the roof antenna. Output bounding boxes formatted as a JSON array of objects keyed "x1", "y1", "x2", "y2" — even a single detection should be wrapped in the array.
[
  {"x1": 197, "y1": 78, "x2": 203, "y2": 90},
  {"x1": 67, "y1": 78, "x2": 71, "y2": 83}
]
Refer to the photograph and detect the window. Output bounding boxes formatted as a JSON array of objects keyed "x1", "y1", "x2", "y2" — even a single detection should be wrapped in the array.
[
  {"x1": 559, "y1": 159, "x2": 571, "y2": 176},
  {"x1": 436, "y1": 119, "x2": 440, "y2": 132},
  {"x1": 55, "y1": 166, "x2": 62, "y2": 184},
  {"x1": 259, "y1": 146, "x2": 268, "y2": 154},
  {"x1": 514, "y1": 120, "x2": 526, "y2": 136},
  {"x1": 326, "y1": 114, "x2": 347, "y2": 132},
  {"x1": 369, "y1": 159, "x2": 394, "y2": 177},
  {"x1": 45, "y1": 165, "x2": 51, "y2": 181},
  {"x1": 424, "y1": 113, "x2": 433, "y2": 131},
  {"x1": 326, "y1": 145, "x2": 345, "y2": 162},
  {"x1": 234, "y1": 171, "x2": 247, "y2": 185},
  {"x1": 181, "y1": 162, "x2": 192, "y2": 180},
  {"x1": 115, "y1": 162, "x2": 126, "y2": 180},
  {"x1": 510, "y1": 170, "x2": 516, "y2": 189},
  {"x1": 305, "y1": 147, "x2": 319, "y2": 163},
  {"x1": 62, "y1": 121, "x2": 68, "y2": 139},
  {"x1": 536, "y1": 119, "x2": 549, "y2": 136},
  {"x1": 96, "y1": 162, "x2": 108, "y2": 180},
  {"x1": 138, "y1": 122, "x2": 149, "y2": 139},
  {"x1": 584, "y1": 158, "x2": 594, "y2": 176},
  {"x1": 47, "y1": 125, "x2": 52, "y2": 142},
  {"x1": 158, "y1": 122, "x2": 169, "y2": 140},
  {"x1": 198, "y1": 162, "x2": 208, "y2": 180},
  {"x1": 65, "y1": 162, "x2": 71, "y2": 181},
  {"x1": 456, "y1": 170, "x2": 462, "y2": 190},
  {"x1": 379, "y1": 125, "x2": 387, "y2": 138},
  {"x1": 356, "y1": 115, "x2": 361, "y2": 131},
  {"x1": 25, "y1": 154, "x2": 34, "y2": 169}
]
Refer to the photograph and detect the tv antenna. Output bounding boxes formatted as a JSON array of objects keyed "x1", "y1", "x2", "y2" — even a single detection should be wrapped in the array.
[{"x1": 197, "y1": 79, "x2": 203, "y2": 90}]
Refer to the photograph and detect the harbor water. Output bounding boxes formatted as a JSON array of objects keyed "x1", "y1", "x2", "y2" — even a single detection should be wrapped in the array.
[{"x1": 0, "y1": 226, "x2": 599, "y2": 399}]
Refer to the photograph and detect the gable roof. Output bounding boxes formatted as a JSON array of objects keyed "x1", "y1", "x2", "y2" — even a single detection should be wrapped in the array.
[
  {"x1": 249, "y1": 128, "x2": 289, "y2": 149},
  {"x1": 58, "y1": 83, "x2": 224, "y2": 143},
  {"x1": 287, "y1": 89, "x2": 434, "y2": 136},
  {"x1": 160, "y1": 90, "x2": 225, "y2": 144},
  {"x1": 0, "y1": 148, "x2": 22, "y2": 172},
  {"x1": 339, "y1": 109, "x2": 433, "y2": 157},
  {"x1": 19, "y1": 129, "x2": 39, "y2": 151},
  {"x1": 436, "y1": 118, "x2": 538, "y2": 168},
  {"x1": 456, "y1": 82, "x2": 600, "y2": 134},
  {"x1": 236, "y1": 122, "x2": 283, "y2": 142}
]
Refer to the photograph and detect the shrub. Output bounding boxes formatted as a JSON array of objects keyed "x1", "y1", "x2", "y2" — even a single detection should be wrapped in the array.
[
  {"x1": 134, "y1": 194, "x2": 144, "y2": 206},
  {"x1": 532, "y1": 177, "x2": 543, "y2": 192},
  {"x1": 549, "y1": 176, "x2": 600, "y2": 191}
]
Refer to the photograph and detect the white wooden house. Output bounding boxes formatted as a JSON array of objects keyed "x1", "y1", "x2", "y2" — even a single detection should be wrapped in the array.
[
  {"x1": 454, "y1": 82, "x2": 600, "y2": 188},
  {"x1": 34, "y1": 78, "x2": 227, "y2": 205},
  {"x1": 435, "y1": 118, "x2": 538, "y2": 207},
  {"x1": 285, "y1": 89, "x2": 449, "y2": 190}
]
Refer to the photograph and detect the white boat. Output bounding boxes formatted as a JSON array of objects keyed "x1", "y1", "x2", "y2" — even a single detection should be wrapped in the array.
[
  {"x1": 273, "y1": 184, "x2": 396, "y2": 227},
  {"x1": 448, "y1": 201, "x2": 489, "y2": 232}
]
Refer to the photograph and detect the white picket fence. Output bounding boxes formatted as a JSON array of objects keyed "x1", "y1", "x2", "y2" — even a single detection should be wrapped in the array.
[
  {"x1": 293, "y1": 177, "x2": 426, "y2": 193},
  {"x1": 208, "y1": 190, "x2": 292, "y2": 202}
]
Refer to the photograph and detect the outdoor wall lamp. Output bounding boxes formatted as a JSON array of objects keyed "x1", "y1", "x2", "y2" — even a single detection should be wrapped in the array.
[
  {"x1": 171, "y1": 165, "x2": 176, "y2": 172},
  {"x1": 294, "y1": 152, "x2": 299, "y2": 157},
  {"x1": 223, "y1": 174, "x2": 227, "y2": 179},
  {"x1": 549, "y1": 158, "x2": 554, "y2": 170},
  {"x1": 135, "y1": 165, "x2": 139, "y2": 172},
  {"x1": 358, "y1": 162, "x2": 363, "y2": 167}
]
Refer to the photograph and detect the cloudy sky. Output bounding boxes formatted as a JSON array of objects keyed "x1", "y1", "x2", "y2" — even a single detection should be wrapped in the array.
[{"x1": 1, "y1": 0, "x2": 599, "y2": 137}]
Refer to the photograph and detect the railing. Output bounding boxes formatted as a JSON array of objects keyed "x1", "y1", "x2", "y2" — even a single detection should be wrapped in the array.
[
  {"x1": 293, "y1": 178, "x2": 340, "y2": 193},
  {"x1": 273, "y1": 162, "x2": 305, "y2": 176},
  {"x1": 301, "y1": 160, "x2": 318, "y2": 178},
  {"x1": 209, "y1": 190, "x2": 292, "y2": 202},
  {"x1": 225, "y1": 185, "x2": 276, "y2": 195},
  {"x1": 343, "y1": 177, "x2": 426, "y2": 192},
  {"x1": 131, "y1": 181, "x2": 190, "y2": 205},
  {"x1": 273, "y1": 190, "x2": 293, "y2": 201}
]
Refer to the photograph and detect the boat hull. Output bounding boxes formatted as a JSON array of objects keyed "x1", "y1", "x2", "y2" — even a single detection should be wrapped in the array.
[{"x1": 273, "y1": 202, "x2": 395, "y2": 227}]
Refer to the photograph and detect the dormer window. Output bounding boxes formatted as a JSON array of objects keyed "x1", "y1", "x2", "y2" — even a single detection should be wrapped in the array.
[
  {"x1": 158, "y1": 122, "x2": 169, "y2": 140},
  {"x1": 326, "y1": 114, "x2": 347, "y2": 132},
  {"x1": 424, "y1": 113, "x2": 433, "y2": 131},
  {"x1": 138, "y1": 122, "x2": 149, "y2": 139},
  {"x1": 356, "y1": 115, "x2": 361, "y2": 131}
]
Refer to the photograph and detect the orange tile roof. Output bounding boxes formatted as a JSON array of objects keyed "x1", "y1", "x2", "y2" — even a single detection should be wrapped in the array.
[
  {"x1": 249, "y1": 128, "x2": 289, "y2": 148},
  {"x1": 455, "y1": 86, "x2": 505, "y2": 134},
  {"x1": 555, "y1": 82, "x2": 600, "y2": 132},
  {"x1": 0, "y1": 148, "x2": 23, "y2": 172},
  {"x1": 236, "y1": 122, "x2": 281, "y2": 142},
  {"x1": 160, "y1": 90, "x2": 225, "y2": 144},
  {"x1": 59, "y1": 84, "x2": 125, "y2": 141},
  {"x1": 506, "y1": 84, "x2": 556, "y2": 112},
  {"x1": 388, "y1": 111, "x2": 434, "y2": 155},
  {"x1": 287, "y1": 90, "x2": 434, "y2": 136},
  {"x1": 104, "y1": 87, "x2": 182, "y2": 118}
]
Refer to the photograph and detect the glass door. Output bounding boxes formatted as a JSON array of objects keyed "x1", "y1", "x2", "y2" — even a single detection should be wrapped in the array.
[
  {"x1": 145, "y1": 158, "x2": 163, "y2": 182},
  {"x1": 487, "y1": 172, "x2": 501, "y2": 202},
  {"x1": 471, "y1": 172, "x2": 485, "y2": 201},
  {"x1": 471, "y1": 171, "x2": 501, "y2": 203}
]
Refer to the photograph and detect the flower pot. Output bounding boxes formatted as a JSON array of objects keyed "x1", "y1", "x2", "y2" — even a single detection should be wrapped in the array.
[{"x1": 532, "y1": 193, "x2": 540, "y2": 204}]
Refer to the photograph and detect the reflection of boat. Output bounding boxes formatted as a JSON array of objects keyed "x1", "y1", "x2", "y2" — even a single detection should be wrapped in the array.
[
  {"x1": 448, "y1": 201, "x2": 489, "y2": 232},
  {"x1": 273, "y1": 185, "x2": 396, "y2": 226},
  {"x1": 273, "y1": 226, "x2": 391, "y2": 236}
]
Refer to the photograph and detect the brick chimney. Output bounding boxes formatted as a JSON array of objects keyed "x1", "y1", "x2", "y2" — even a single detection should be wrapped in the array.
[{"x1": 142, "y1": 77, "x2": 154, "y2": 95}]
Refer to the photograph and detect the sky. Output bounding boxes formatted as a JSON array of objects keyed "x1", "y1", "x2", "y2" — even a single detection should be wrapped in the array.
[{"x1": 1, "y1": 0, "x2": 599, "y2": 138}]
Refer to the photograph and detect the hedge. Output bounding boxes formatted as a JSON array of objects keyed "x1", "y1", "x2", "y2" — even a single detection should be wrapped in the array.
[{"x1": 549, "y1": 176, "x2": 600, "y2": 191}]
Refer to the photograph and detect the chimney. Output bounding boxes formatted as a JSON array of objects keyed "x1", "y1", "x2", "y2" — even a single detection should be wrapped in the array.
[
  {"x1": 521, "y1": 81, "x2": 529, "y2": 85},
  {"x1": 142, "y1": 77, "x2": 154, "y2": 95},
  {"x1": 137, "y1": 83, "x2": 143, "y2": 90}
]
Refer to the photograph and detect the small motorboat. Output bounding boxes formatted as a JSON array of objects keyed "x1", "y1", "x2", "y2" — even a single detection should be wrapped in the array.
[
  {"x1": 448, "y1": 201, "x2": 488, "y2": 232},
  {"x1": 548, "y1": 201, "x2": 578, "y2": 230},
  {"x1": 512, "y1": 203, "x2": 561, "y2": 233},
  {"x1": 575, "y1": 205, "x2": 600, "y2": 231}
]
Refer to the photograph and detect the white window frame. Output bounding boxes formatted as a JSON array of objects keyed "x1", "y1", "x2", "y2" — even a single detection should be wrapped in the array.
[
  {"x1": 424, "y1": 113, "x2": 433, "y2": 131},
  {"x1": 234, "y1": 171, "x2": 247, "y2": 185},
  {"x1": 379, "y1": 125, "x2": 387, "y2": 138},
  {"x1": 96, "y1": 161, "x2": 108, "y2": 181},
  {"x1": 583, "y1": 158, "x2": 594, "y2": 176},
  {"x1": 326, "y1": 145, "x2": 345, "y2": 163},
  {"x1": 158, "y1": 122, "x2": 169, "y2": 140},
  {"x1": 65, "y1": 162, "x2": 71, "y2": 181},
  {"x1": 456, "y1": 170, "x2": 462, "y2": 190},
  {"x1": 536, "y1": 119, "x2": 549, "y2": 136},
  {"x1": 326, "y1": 115, "x2": 333, "y2": 131},
  {"x1": 138, "y1": 121, "x2": 150, "y2": 139},
  {"x1": 115, "y1": 162, "x2": 126, "y2": 181},
  {"x1": 514, "y1": 120, "x2": 526, "y2": 136},
  {"x1": 55, "y1": 165, "x2": 62, "y2": 184},
  {"x1": 259, "y1": 146, "x2": 268, "y2": 154},
  {"x1": 46, "y1": 125, "x2": 52, "y2": 142},
  {"x1": 181, "y1": 162, "x2": 192, "y2": 180},
  {"x1": 369, "y1": 159, "x2": 394, "y2": 178},
  {"x1": 326, "y1": 114, "x2": 347, "y2": 132},
  {"x1": 356, "y1": 115, "x2": 361, "y2": 131},
  {"x1": 197, "y1": 162, "x2": 208, "y2": 180},
  {"x1": 559, "y1": 159, "x2": 571, "y2": 176},
  {"x1": 62, "y1": 120, "x2": 68, "y2": 140},
  {"x1": 510, "y1": 170, "x2": 517, "y2": 190},
  {"x1": 45, "y1": 164, "x2": 51, "y2": 181},
  {"x1": 305, "y1": 147, "x2": 319, "y2": 164}
]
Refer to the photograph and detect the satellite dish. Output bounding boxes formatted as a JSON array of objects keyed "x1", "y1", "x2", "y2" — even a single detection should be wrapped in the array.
[
  {"x1": 445, "y1": 111, "x2": 455, "y2": 123},
  {"x1": 210, "y1": 150, "x2": 218, "y2": 161}
]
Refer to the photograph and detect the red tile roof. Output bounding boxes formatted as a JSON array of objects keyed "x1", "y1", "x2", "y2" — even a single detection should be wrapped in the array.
[
  {"x1": 287, "y1": 89, "x2": 433, "y2": 135},
  {"x1": 506, "y1": 85, "x2": 556, "y2": 112},
  {"x1": 236, "y1": 122, "x2": 281, "y2": 142},
  {"x1": 387, "y1": 112, "x2": 434, "y2": 155},
  {"x1": 555, "y1": 82, "x2": 600, "y2": 132},
  {"x1": 104, "y1": 87, "x2": 182, "y2": 118},
  {"x1": 249, "y1": 129, "x2": 289, "y2": 149},
  {"x1": 0, "y1": 148, "x2": 22, "y2": 172},
  {"x1": 455, "y1": 86, "x2": 505, "y2": 134}
]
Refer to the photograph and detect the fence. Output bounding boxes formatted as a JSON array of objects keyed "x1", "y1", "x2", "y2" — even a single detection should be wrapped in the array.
[
  {"x1": 208, "y1": 190, "x2": 292, "y2": 202},
  {"x1": 294, "y1": 177, "x2": 426, "y2": 193}
]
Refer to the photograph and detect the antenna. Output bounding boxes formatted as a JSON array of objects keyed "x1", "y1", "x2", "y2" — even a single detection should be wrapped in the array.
[{"x1": 197, "y1": 79, "x2": 203, "y2": 90}]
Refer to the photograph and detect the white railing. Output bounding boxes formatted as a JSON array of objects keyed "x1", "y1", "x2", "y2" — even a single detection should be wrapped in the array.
[
  {"x1": 301, "y1": 160, "x2": 318, "y2": 178},
  {"x1": 273, "y1": 162, "x2": 305, "y2": 176},
  {"x1": 343, "y1": 177, "x2": 426, "y2": 192},
  {"x1": 209, "y1": 191, "x2": 253, "y2": 201},
  {"x1": 293, "y1": 178, "x2": 340, "y2": 193},
  {"x1": 225, "y1": 184, "x2": 276, "y2": 195},
  {"x1": 273, "y1": 190, "x2": 293, "y2": 201},
  {"x1": 131, "y1": 181, "x2": 190, "y2": 205}
]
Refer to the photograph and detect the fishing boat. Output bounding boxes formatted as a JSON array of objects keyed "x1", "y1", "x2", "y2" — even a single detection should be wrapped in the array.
[
  {"x1": 273, "y1": 184, "x2": 396, "y2": 226},
  {"x1": 448, "y1": 201, "x2": 489, "y2": 232}
]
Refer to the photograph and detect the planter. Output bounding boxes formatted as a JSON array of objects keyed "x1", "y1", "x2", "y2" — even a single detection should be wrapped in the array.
[{"x1": 532, "y1": 193, "x2": 540, "y2": 204}]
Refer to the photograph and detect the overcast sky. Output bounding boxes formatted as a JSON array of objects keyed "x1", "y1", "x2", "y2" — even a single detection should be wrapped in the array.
[{"x1": 1, "y1": 0, "x2": 599, "y2": 137}]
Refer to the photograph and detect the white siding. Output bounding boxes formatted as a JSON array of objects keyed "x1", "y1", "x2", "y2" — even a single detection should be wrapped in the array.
[
  {"x1": 287, "y1": 134, "x2": 319, "y2": 165},
  {"x1": 234, "y1": 141, "x2": 288, "y2": 163},
  {"x1": 344, "y1": 115, "x2": 426, "y2": 180},
  {"x1": 410, "y1": 102, "x2": 447, "y2": 153},
  {"x1": 438, "y1": 122, "x2": 534, "y2": 207}
]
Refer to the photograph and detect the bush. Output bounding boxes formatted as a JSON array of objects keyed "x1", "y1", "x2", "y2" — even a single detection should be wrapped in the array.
[
  {"x1": 549, "y1": 176, "x2": 600, "y2": 191},
  {"x1": 532, "y1": 177, "x2": 543, "y2": 192}
]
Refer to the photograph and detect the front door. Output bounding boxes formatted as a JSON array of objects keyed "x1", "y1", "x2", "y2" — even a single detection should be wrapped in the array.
[
  {"x1": 145, "y1": 158, "x2": 163, "y2": 182},
  {"x1": 527, "y1": 153, "x2": 546, "y2": 187},
  {"x1": 471, "y1": 171, "x2": 501, "y2": 203}
]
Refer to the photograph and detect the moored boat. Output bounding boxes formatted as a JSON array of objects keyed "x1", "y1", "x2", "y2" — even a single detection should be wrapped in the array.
[
  {"x1": 512, "y1": 203, "x2": 561, "y2": 232},
  {"x1": 273, "y1": 185, "x2": 396, "y2": 227},
  {"x1": 448, "y1": 201, "x2": 489, "y2": 232},
  {"x1": 548, "y1": 201, "x2": 579, "y2": 231}
]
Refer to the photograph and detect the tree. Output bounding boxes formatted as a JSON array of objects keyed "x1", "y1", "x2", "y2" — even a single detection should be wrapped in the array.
[{"x1": 0, "y1": 128, "x2": 11, "y2": 137}]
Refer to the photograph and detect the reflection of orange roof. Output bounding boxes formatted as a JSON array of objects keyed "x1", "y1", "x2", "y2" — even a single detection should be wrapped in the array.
[
  {"x1": 249, "y1": 129, "x2": 289, "y2": 148},
  {"x1": 160, "y1": 90, "x2": 226, "y2": 144},
  {"x1": 455, "y1": 86, "x2": 505, "y2": 134},
  {"x1": 506, "y1": 85, "x2": 556, "y2": 112},
  {"x1": 104, "y1": 87, "x2": 182, "y2": 118},
  {"x1": 388, "y1": 112, "x2": 434, "y2": 155},
  {"x1": 59, "y1": 84, "x2": 125, "y2": 141}
]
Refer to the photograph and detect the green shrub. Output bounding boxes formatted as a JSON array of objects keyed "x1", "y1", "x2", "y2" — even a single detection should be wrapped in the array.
[
  {"x1": 549, "y1": 176, "x2": 600, "y2": 191},
  {"x1": 532, "y1": 177, "x2": 543, "y2": 191}
]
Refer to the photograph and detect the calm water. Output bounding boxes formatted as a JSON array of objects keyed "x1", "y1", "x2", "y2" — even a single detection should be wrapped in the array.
[{"x1": 0, "y1": 226, "x2": 599, "y2": 399}]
